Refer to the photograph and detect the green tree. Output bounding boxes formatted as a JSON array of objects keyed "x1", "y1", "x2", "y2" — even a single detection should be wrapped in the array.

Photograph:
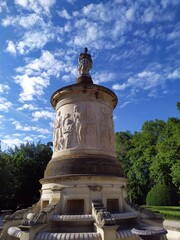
[
  {"x1": 171, "y1": 162, "x2": 180, "y2": 187},
  {"x1": 0, "y1": 142, "x2": 52, "y2": 209},
  {"x1": 0, "y1": 152, "x2": 14, "y2": 208},
  {"x1": 116, "y1": 117, "x2": 180, "y2": 205},
  {"x1": 176, "y1": 102, "x2": 180, "y2": 112},
  {"x1": 149, "y1": 118, "x2": 180, "y2": 187},
  {"x1": 115, "y1": 131, "x2": 133, "y2": 175}
]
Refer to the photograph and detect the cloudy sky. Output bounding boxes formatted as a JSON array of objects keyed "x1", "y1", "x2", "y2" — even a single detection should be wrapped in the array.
[{"x1": 0, "y1": 0, "x2": 179, "y2": 150}]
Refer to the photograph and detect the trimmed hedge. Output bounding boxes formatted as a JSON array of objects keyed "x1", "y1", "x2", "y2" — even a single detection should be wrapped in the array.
[{"x1": 146, "y1": 184, "x2": 171, "y2": 206}]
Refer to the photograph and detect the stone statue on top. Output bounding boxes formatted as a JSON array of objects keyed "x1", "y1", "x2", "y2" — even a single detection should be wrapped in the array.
[{"x1": 78, "y1": 47, "x2": 92, "y2": 76}]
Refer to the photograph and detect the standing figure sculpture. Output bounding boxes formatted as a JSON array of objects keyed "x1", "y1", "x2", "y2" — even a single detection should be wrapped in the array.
[
  {"x1": 78, "y1": 47, "x2": 92, "y2": 76},
  {"x1": 74, "y1": 105, "x2": 86, "y2": 146},
  {"x1": 62, "y1": 113, "x2": 74, "y2": 149},
  {"x1": 53, "y1": 111, "x2": 63, "y2": 151}
]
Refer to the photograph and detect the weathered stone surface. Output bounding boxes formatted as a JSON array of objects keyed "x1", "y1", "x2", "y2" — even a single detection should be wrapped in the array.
[{"x1": 44, "y1": 155, "x2": 124, "y2": 178}]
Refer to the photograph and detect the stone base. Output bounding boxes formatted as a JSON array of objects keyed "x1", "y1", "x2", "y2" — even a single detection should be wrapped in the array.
[
  {"x1": 76, "y1": 75, "x2": 93, "y2": 84},
  {"x1": 40, "y1": 175, "x2": 127, "y2": 214},
  {"x1": 44, "y1": 155, "x2": 124, "y2": 178}
]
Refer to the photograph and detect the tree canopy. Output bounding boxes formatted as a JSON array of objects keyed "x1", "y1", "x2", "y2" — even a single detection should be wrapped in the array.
[
  {"x1": 116, "y1": 117, "x2": 180, "y2": 204},
  {"x1": 0, "y1": 142, "x2": 52, "y2": 210}
]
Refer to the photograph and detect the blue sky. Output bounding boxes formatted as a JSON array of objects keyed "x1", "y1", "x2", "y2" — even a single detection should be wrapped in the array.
[{"x1": 0, "y1": 0, "x2": 179, "y2": 150}]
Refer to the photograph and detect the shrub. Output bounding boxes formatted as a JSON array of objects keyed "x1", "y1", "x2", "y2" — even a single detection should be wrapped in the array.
[{"x1": 146, "y1": 184, "x2": 171, "y2": 206}]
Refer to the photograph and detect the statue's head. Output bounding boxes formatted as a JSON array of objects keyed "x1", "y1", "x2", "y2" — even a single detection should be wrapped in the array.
[{"x1": 84, "y1": 47, "x2": 88, "y2": 53}]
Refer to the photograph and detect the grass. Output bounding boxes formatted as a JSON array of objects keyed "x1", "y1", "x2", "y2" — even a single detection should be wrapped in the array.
[{"x1": 142, "y1": 205, "x2": 180, "y2": 220}]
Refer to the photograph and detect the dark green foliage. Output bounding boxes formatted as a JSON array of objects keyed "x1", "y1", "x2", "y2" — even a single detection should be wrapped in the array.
[
  {"x1": 177, "y1": 102, "x2": 180, "y2": 112},
  {"x1": 146, "y1": 184, "x2": 171, "y2": 206},
  {"x1": 0, "y1": 142, "x2": 52, "y2": 210}
]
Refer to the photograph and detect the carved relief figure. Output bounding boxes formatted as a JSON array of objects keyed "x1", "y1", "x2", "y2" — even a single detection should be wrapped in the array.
[
  {"x1": 109, "y1": 115, "x2": 116, "y2": 151},
  {"x1": 62, "y1": 113, "x2": 74, "y2": 149},
  {"x1": 99, "y1": 107, "x2": 109, "y2": 149},
  {"x1": 73, "y1": 105, "x2": 86, "y2": 146},
  {"x1": 99, "y1": 107, "x2": 114, "y2": 151},
  {"x1": 78, "y1": 47, "x2": 92, "y2": 76},
  {"x1": 53, "y1": 111, "x2": 63, "y2": 152}
]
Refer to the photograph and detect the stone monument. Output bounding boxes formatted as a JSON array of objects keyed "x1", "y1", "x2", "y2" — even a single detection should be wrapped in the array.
[{"x1": 0, "y1": 48, "x2": 168, "y2": 240}]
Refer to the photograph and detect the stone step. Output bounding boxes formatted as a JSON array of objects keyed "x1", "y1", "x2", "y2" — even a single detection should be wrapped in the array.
[
  {"x1": 112, "y1": 212, "x2": 137, "y2": 220},
  {"x1": 94, "y1": 206, "x2": 106, "y2": 210},
  {"x1": 93, "y1": 203, "x2": 104, "y2": 207},
  {"x1": 92, "y1": 201, "x2": 103, "y2": 207},
  {"x1": 35, "y1": 232, "x2": 102, "y2": 240},
  {"x1": 51, "y1": 214, "x2": 95, "y2": 222},
  {"x1": 116, "y1": 229, "x2": 138, "y2": 239}
]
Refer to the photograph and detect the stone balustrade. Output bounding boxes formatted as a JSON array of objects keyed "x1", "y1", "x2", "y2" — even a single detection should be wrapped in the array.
[
  {"x1": 51, "y1": 214, "x2": 95, "y2": 222},
  {"x1": 7, "y1": 226, "x2": 22, "y2": 239},
  {"x1": 35, "y1": 232, "x2": 102, "y2": 240}
]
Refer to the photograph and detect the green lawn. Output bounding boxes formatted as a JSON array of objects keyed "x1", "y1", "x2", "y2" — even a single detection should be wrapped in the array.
[{"x1": 142, "y1": 206, "x2": 180, "y2": 220}]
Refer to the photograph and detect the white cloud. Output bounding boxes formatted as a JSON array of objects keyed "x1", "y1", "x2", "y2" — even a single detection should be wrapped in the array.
[
  {"x1": 17, "y1": 104, "x2": 38, "y2": 111},
  {"x1": 62, "y1": 75, "x2": 71, "y2": 82},
  {"x1": 119, "y1": 101, "x2": 130, "y2": 109},
  {"x1": 167, "y1": 69, "x2": 180, "y2": 80},
  {"x1": 2, "y1": 137, "x2": 24, "y2": 149},
  {"x1": 20, "y1": 50, "x2": 62, "y2": 77},
  {"x1": 82, "y1": 3, "x2": 112, "y2": 22},
  {"x1": 2, "y1": 13, "x2": 43, "y2": 29},
  {"x1": 143, "y1": 7, "x2": 155, "y2": 22},
  {"x1": 67, "y1": 0, "x2": 76, "y2": 3},
  {"x1": 112, "y1": 66, "x2": 179, "y2": 101},
  {"x1": 14, "y1": 51, "x2": 62, "y2": 102},
  {"x1": 1, "y1": 131, "x2": 51, "y2": 150},
  {"x1": 5, "y1": 40, "x2": 17, "y2": 55},
  {"x1": 15, "y1": 0, "x2": 56, "y2": 14},
  {"x1": 0, "y1": 1, "x2": 7, "y2": 12},
  {"x1": 112, "y1": 83, "x2": 127, "y2": 91},
  {"x1": 14, "y1": 74, "x2": 49, "y2": 102},
  {"x1": 0, "y1": 84, "x2": 10, "y2": 93},
  {"x1": 3, "y1": 11, "x2": 55, "y2": 55},
  {"x1": 125, "y1": 6, "x2": 135, "y2": 21},
  {"x1": 32, "y1": 110, "x2": 55, "y2": 121},
  {"x1": 111, "y1": 20, "x2": 127, "y2": 39},
  {"x1": 69, "y1": 2, "x2": 128, "y2": 49},
  {"x1": 58, "y1": 9, "x2": 72, "y2": 19},
  {"x1": 5, "y1": 30, "x2": 55, "y2": 55},
  {"x1": 12, "y1": 120, "x2": 50, "y2": 134},
  {"x1": 72, "y1": 20, "x2": 103, "y2": 48},
  {"x1": 167, "y1": 28, "x2": 180, "y2": 40},
  {"x1": 38, "y1": 0, "x2": 56, "y2": 12},
  {"x1": 93, "y1": 72, "x2": 116, "y2": 85},
  {"x1": 16, "y1": 30, "x2": 55, "y2": 55},
  {"x1": 161, "y1": 0, "x2": 180, "y2": 8},
  {"x1": 0, "y1": 115, "x2": 5, "y2": 128},
  {"x1": 0, "y1": 97, "x2": 13, "y2": 112}
]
